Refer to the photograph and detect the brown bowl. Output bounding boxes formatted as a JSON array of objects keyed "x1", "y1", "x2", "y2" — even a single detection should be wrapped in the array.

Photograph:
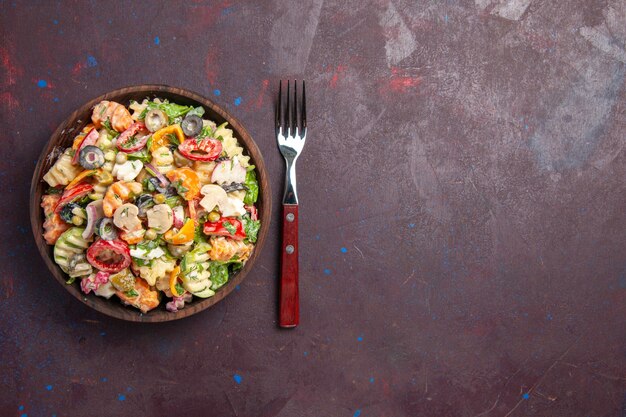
[{"x1": 29, "y1": 85, "x2": 271, "y2": 322}]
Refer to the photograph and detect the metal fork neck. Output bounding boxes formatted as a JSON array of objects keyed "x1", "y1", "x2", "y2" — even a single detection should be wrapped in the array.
[{"x1": 283, "y1": 158, "x2": 298, "y2": 204}]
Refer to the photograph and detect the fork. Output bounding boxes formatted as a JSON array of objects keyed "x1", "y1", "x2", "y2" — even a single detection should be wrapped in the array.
[{"x1": 276, "y1": 80, "x2": 306, "y2": 328}]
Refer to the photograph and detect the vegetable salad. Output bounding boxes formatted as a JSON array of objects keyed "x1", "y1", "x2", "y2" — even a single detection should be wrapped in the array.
[{"x1": 41, "y1": 98, "x2": 261, "y2": 313}]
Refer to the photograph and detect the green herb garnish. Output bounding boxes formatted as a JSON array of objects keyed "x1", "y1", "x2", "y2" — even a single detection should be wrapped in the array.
[
  {"x1": 222, "y1": 221, "x2": 237, "y2": 235},
  {"x1": 103, "y1": 119, "x2": 120, "y2": 138}
]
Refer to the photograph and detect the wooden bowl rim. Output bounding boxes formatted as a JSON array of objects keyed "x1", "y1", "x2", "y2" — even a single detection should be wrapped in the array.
[{"x1": 29, "y1": 84, "x2": 272, "y2": 322}]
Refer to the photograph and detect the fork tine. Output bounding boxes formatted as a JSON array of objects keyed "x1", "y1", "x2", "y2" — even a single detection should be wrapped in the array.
[
  {"x1": 286, "y1": 80, "x2": 292, "y2": 135},
  {"x1": 276, "y1": 80, "x2": 282, "y2": 130},
  {"x1": 293, "y1": 80, "x2": 298, "y2": 134},
  {"x1": 301, "y1": 80, "x2": 306, "y2": 135}
]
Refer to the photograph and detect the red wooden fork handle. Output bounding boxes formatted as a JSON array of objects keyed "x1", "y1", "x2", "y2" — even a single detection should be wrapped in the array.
[{"x1": 279, "y1": 204, "x2": 299, "y2": 328}]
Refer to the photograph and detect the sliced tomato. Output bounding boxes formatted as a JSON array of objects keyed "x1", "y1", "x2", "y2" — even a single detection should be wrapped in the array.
[
  {"x1": 54, "y1": 183, "x2": 94, "y2": 213},
  {"x1": 86, "y1": 239, "x2": 131, "y2": 273},
  {"x1": 203, "y1": 217, "x2": 246, "y2": 240},
  {"x1": 117, "y1": 122, "x2": 149, "y2": 153},
  {"x1": 71, "y1": 128, "x2": 99, "y2": 165},
  {"x1": 178, "y1": 138, "x2": 222, "y2": 161}
]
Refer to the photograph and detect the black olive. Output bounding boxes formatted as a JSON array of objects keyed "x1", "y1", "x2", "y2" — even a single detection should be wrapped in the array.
[
  {"x1": 59, "y1": 203, "x2": 81, "y2": 223},
  {"x1": 145, "y1": 109, "x2": 168, "y2": 132},
  {"x1": 135, "y1": 194, "x2": 155, "y2": 217},
  {"x1": 220, "y1": 182, "x2": 249, "y2": 193},
  {"x1": 96, "y1": 218, "x2": 119, "y2": 240},
  {"x1": 181, "y1": 115, "x2": 203, "y2": 137},
  {"x1": 148, "y1": 177, "x2": 169, "y2": 194},
  {"x1": 79, "y1": 145, "x2": 105, "y2": 169}
]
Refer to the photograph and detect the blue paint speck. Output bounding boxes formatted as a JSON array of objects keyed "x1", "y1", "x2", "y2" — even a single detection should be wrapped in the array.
[
  {"x1": 340, "y1": 247, "x2": 348, "y2": 253},
  {"x1": 213, "y1": 89, "x2": 221, "y2": 96},
  {"x1": 86, "y1": 55, "x2": 98, "y2": 67},
  {"x1": 522, "y1": 392, "x2": 530, "y2": 400},
  {"x1": 353, "y1": 410, "x2": 362, "y2": 417},
  {"x1": 546, "y1": 313, "x2": 553, "y2": 321},
  {"x1": 154, "y1": 36, "x2": 160, "y2": 45},
  {"x1": 234, "y1": 97, "x2": 242, "y2": 106},
  {"x1": 357, "y1": 335, "x2": 363, "y2": 342},
  {"x1": 53, "y1": 19, "x2": 58, "y2": 24},
  {"x1": 369, "y1": 377, "x2": 375, "y2": 383},
  {"x1": 233, "y1": 374, "x2": 242, "y2": 384},
  {"x1": 45, "y1": 384, "x2": 53, "y2": 391},
  {"x1": 21, "y1": 414, "x2": 27, "y2": 417},
  {"x1": 303, "y1": 351, "x2": 308, "y2": 356},
  {"x1": 100, "y1": 331, "x2": 106, "y2": 336},
  {"x1": 315, "y1": 235, "x2": 320, "y2": 240},
  {"x1": 118, "y1": 394, "x2": 126, "y2": 401},
  {"x1": 235, "y1": 285, "x2": 240, "y2": 291},
  {"x1": 443, "y1": 14, "x2": 449, "y2": 23},
  {"x1": 126, "y1": 387, "x2": 133, "y2": 392},
  {"x1": 221, "y1": 6, "x2": 235, "y2": 16},
  {"x1": 101, "y1": 377, "x2": 107, "y2": 382},
  {"x1": 323, "y1": 268, "x2": 331, "y2": 275},
  {"x1": 409, "y1": 223, "x2": 415, "y2": 228},
  {"x1": 19, "y1": 406, "x2": 24, "y2": 411},
  {"x1": 53, "y1": 97, "x2": 59, "y2": 102},
  {"x1": 37, "y1": 79, "x2": 47, "y2": 88}
]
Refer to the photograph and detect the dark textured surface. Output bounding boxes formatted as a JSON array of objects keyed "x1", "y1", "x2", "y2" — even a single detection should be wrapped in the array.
[{"x1": 1, "y1": 1, "x2": 625, "y2": 416}]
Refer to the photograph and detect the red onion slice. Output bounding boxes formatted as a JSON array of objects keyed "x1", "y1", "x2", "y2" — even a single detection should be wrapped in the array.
[
  {"x1": 145, "y1": 162, "x2": 170, "y2": 187},
  {"x1": 82, "y1": 200, "x2": 104, "y2": 239}
]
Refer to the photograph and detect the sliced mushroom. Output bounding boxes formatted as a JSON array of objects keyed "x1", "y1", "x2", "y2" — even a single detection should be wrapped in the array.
[
  {"x1": 199, "y1": 184, "x2": 228, "y2": 213},
  {"x1": 113, "y1": 203, "x2": 141, "y2": 232},
  {"x1": 146, "y1": 204, "x2": 173, "y2": 233}
]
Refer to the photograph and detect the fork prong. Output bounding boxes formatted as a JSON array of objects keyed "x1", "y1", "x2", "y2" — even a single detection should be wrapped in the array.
[
  {"x1": 286, "y1": 80, "x2": 292, "y2": 135},
  {"x1": 276, "y1": 80, "x2": 282, "y2": 130},
  {"x1": 301, "y1": 80, "x2": 306, "y2": 135},
  {"x1": 293, "y1": 80, "x2": 298, "y2": 134}
]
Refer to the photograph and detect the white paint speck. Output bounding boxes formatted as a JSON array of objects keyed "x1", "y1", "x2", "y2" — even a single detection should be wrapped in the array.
[
  {"x1": 580, "y1": 25, "x2": 626, "y2": 64},
  {"x1": 491, "y1": 0, "x2": 532, "y2": 21},
  {"x1": 380, "y1": 2, "x2": 416, "y2": 67}
]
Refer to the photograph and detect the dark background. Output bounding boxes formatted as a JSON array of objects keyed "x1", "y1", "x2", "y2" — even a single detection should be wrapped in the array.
[{"x1": 1, "y1": 1, "x2": 625, "y2": 416}]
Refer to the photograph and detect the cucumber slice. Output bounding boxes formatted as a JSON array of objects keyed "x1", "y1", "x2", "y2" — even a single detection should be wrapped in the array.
[
  {"x1": 193, "y1": 286, "x2": 215, "y2": 298},
  {"x1": 54, "y1": 227, "x2": 88, "y2": 273}
]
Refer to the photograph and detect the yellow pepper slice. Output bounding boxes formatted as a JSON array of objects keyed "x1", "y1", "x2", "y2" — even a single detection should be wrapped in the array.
[
  {"x1": 150, "y1": 124, "x2": 185, "y2": 152},
  {"x1": 65, "y1": 169, "x2": 97, "y2": 189},
  {"x1": 72, "y1": 124, "x2": 96, "y2": 150},
  {"x1": 165, "y1": 167, "x2": 200, "y2": 200},
  {"x1": 170, "y1": 266, "x2": 181, "y2": 296},
  {"x1": 164, "y1": 218, "x2": 195, "y2": 245}
]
